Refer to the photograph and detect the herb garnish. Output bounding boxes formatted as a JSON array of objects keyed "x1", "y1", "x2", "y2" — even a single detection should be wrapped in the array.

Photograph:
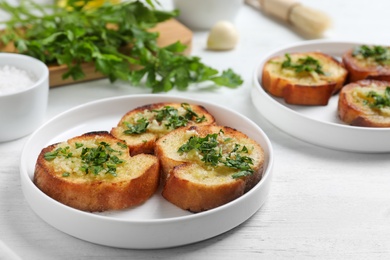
[
  {"x1": 154, "y1": 103, "x2": 206, "y2": 129},
  {"x1": 79, "y1": 142, "x2": 124, "y2": 176},
  {"x1": 352, "y1": 45, "x2": 390, "y2": 65},
  {"x1": 75, "y1": 142, "x2": 84, "y2": 149},
  {"x1": 365, "y1": 86, "x2": 390, "y2": 109},
  {"x1": 123, "y1": 103, "x2": 206, "y2": 135},
  {"x1": 124, "y1": 118, "x2": 149, "y2": 135},
  {"x1": 44, "y1": 141, "x2": 125, "y2": 177},
  {"x1": 177, "y1": 130, "x2": 254, "y2": 179},
  {"x1": 62, "y1": 172, "x2": 70, "y2": 177},
  {"x1": 182, "y1": 103, "x2": 207, "y2": 123},
  {"x1": 44, "y1": 146, "x2": 72, "y2": 161},
  {"x1": 281, "y1": 53, "x2": 325, "y2": 75},
  {"x1": 0, "y1": 0, "x2": 243, "y2": 92},
  {"x1": 117, "y1": 142, "x2": 129, "y2": 149}
]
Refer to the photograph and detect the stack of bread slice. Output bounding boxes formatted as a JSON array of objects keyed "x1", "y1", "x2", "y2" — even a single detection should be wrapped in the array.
[
  {"x1": 339, "y1": 45, "x2": 390, "y2": 127},
  {"x1": 34, "y1": 103, "x2": 265, "y2": 213},
  {"x1": 261, "y1": 45, "x2": 390, "y2": 127}
]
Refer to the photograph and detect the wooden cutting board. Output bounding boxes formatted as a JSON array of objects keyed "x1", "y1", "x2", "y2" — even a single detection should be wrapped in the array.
[{"x1": 1, "y1": 19, "x2": 192, "y2": 87}]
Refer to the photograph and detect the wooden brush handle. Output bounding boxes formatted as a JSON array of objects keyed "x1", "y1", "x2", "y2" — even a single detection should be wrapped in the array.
[
  {"x1": 245, "y1": 0, "x2": 331, "y2": 37},
  {"x1": 259, "y1": 0, "x2": 300, "y2": 23}
]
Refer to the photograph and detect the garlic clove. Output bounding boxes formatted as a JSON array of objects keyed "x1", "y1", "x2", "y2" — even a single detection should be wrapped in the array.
[{"x1": 207, "y1": 21, "x2": 239, "y2": 51}]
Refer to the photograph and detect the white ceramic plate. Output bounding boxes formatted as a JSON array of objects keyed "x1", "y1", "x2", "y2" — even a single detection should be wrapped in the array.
[
  {"x1": 20, "y1": 95, "x2": 273, "y2": 249},
  {"x1": 251, "y1": 40, "x2": 390, "y2": 153}
]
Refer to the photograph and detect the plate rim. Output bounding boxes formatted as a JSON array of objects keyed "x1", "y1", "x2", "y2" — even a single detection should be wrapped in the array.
[{"x1": 20, "y1": 94, "x2": 274, "y2": 248}]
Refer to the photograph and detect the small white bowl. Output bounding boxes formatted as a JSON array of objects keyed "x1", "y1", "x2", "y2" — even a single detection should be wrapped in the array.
[
  {"x1": 173, "y1": 0, "x2": 243, "y2": 30},
  {"x1": 0, "y1": 53, "x2": 49, "y2": 142}
]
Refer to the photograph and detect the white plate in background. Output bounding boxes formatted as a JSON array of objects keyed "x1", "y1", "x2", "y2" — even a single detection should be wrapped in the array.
[
  {"x1": 251, "y1": 40, "x2": 390, "y2": 153},
  {"x1": 20, "y1": 94, "x2": 274, "y2": 249}
]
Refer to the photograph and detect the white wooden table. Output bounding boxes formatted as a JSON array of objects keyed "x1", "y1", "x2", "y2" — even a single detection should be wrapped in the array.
[{"x1": 1, "y1": 0, "x2": 390, "y2": 259}]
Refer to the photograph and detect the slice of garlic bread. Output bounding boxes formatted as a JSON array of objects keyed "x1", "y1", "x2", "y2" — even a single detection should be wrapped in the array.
[
  {"x1": 342, "y1": 45, "x2": 390, "y2": 83},
  {"x1": 338, "y1": 80, "x2": 390, "y2": 127},
  {"x1": 34, "y1": 131, "x2": 160, "y2": 212},
  {"x1": 111, "y1": 102, "x2": 215, "y2": 156},
  {"x1": 262, "y1": 52, "x2": 347, "y2": 105},
  {"x1": 155, "y1": 125, "x2": 264, "y2": 212}
]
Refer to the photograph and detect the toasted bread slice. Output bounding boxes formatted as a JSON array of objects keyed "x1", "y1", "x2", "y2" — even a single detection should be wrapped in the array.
[
  {"x1": 262, "y1": 52, "x2": 347, "y2": 105},
  {"x1": 34, "y1": 131, "x2": 160, "y2": 212},
  {"x1": 338, "y1": 80, "x2": 390, "y2": 127},
  {"x1": 155, "y1": 125, "x2": 265, "y2": 212},
  {"x1": 342, "y1": 45, "x2": 390, "y2": 83},
  {"x1": 111, "y1": 102, "x2": 215, "y2": 156}
]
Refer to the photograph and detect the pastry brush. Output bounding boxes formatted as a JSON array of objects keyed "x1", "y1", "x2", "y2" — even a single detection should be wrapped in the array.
[{"x1": 245, "y1": 0, "x2": 332, "y2": 38}]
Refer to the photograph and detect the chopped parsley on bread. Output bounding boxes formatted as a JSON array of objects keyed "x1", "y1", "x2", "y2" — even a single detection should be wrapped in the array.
[
  {"x1": 34, "y1": 103, "x2": 266, "y2": 213},
  {"x1": 33, "y1": 131, "x2": 160, "y2": 212},
  {"x1": 111, "y1": 102, "x2": 215, "y2": 156},
  {"x1": 338, "y1": 80, "x2": 390, "y2": 127},
  {"x1": 155, "y1": 125, "x2": 265, "y2": 213},
  {"x1": 342, "y1": 45, "x2": 390, "y2": 83},
  {"x1": 262, "y1": 52, "x2": 347, "y2": 105}
]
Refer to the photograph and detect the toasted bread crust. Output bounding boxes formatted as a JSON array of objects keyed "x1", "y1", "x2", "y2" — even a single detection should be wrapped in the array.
[
  {"x1": 111, "y1": 103, "x2": 215, "y2": 156},
  {"x1": 34, "y1": 131, "x2": 160, "y2": 212},
  {"x1": 155, "y1": 125, "x2": 265, "y2": 212},
  {"x1": 342, "y1": 48, "x2": 390, "y2": 83},
  {"x1": 338, "y1": 80, "x2": 390, "y2": 127},
  {"x1": 262, "y1": 52, "x2": 347, "y2": 105},
  {"x1": 162, "y1": 163, "x2": 246, "y2": 212}
]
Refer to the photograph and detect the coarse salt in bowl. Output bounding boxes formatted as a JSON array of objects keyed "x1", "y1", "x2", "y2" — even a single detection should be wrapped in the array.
[
  {"x1": 0, "y1": 65, "x2": 38, "y2": 94},
  {"x1": 0, "y1": 53, "x2": 49, "y2": 142}
]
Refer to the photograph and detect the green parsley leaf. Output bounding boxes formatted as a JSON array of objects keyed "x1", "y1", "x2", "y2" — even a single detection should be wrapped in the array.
[
  {"x1": 44, "y1": 146, "x2": 73, "y2": 161},
  {"x1": 231, "y1": 170, "x2": 253, "y2": 179},
  {"x1": 281, "y1": 53, "x2": 325, "y2": 75},
  {"x1": 117, "y1": 142, "x2": 128, "y2": 149},
  {"x1": 177, "y1": 131, "x2": 254, "y2": 178},
  {"x1": 210, "y1": 69, "x2": 244, "y2": 88},
  {"x1": 79, "y1": 142, "x2": 124, "y2": 176},
  {"x1": 75, "y1": 142, "x2": 84, "y2": 149},
  {"x1": 124, "y1": 118, "x2": 149, "y2": 135},
  {"x1": 366, "y1": 86, "x2": 390, "y2": 109},
  {"x1": 44, "y1": 150, "x2": 59, "y2": 161},
  {"x1": 0, "y1": 0, "x2": 243, "y2": 92},
  {"x1": 153, "y1": 103, "x2": 207, "y2": 129},
  {"x1": 353, "y1": 45, "x2": 390, "y2": 65},
  {"x1": 44, "y1": 140, "x2": 125, "y2": 177}
]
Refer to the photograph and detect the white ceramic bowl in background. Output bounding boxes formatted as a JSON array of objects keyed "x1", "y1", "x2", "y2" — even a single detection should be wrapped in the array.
[
  {"x1": 0, "y1": 53, "x2": 49, "y2": 142},
  {"x1": 20, "y1": 95, "x2": 273, "y2": 249},
  {"x1": 173, "y1": 0, "x2": 243, "y2": 30}
]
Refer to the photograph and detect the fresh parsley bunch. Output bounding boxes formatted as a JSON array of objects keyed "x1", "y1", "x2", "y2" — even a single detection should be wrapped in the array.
[{"x1": 0, "y1": 0, "x2": 243, "y2": 92}]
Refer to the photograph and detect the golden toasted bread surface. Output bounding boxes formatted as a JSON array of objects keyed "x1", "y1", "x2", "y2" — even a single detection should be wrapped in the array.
[
  {"x1": 155, "y1": 125, "x2": 265, "y2": 212},
  {"x1": 262, "y1": 52, "x2": 347, "y2": 105},
  {"x1": 338, "y1": 80, "x2": 390, "y2": 127},
  {"x1": 34, "y1": 131, "x2": 160, "y2": 212},
  {"x1": 342, "y1": 45, "x2": 390, "y2": 83},
  {"x1": 111, "y1": 102, "x2": 215, "y2": 156}
]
